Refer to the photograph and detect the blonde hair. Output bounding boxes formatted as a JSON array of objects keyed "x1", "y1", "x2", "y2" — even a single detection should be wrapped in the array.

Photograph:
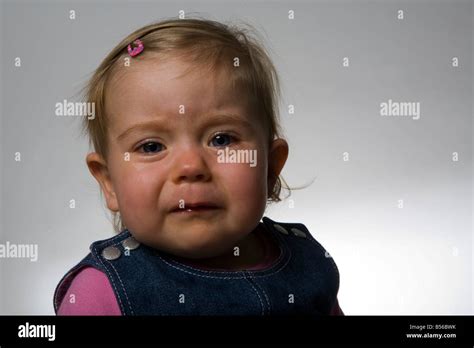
[{"x1": 81, "y1": 17, "x2": 290, "y2": 232}]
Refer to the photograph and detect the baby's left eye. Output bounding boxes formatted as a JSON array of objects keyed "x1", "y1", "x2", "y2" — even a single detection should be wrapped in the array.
[{"x1": 209, "y1": 133, "x2": 235, "y2": 147}]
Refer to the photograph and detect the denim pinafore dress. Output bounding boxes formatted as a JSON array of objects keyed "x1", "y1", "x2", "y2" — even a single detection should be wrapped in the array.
[{"x1": 54, "y1": 216, "x2": 341, "y2": 316}]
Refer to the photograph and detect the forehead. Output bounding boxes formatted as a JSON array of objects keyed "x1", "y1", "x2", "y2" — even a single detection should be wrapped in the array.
[{"x1": 105, "y1": 54, "x2": 253, "y2": 126}]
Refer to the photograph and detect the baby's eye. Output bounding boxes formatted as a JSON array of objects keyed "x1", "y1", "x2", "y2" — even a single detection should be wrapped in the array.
[
  {"x1": 210, "y1": 133, "x2": 235, "y2": 147},
  {"x1": 139, "y1": 141, "x2": 164, "y2": 153}
]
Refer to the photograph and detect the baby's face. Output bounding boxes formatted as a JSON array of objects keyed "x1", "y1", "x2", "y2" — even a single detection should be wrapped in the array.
[{"x1": 88, "y1": 54, "x2": 285, "y2": 259}]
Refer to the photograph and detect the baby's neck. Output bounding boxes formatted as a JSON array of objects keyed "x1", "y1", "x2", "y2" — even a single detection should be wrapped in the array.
[{"x1": 175, "y1": 224, "x2": 268, "y2": 271}]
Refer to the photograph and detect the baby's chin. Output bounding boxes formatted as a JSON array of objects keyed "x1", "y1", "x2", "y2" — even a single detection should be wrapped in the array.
[
  {"x1": 125, "y1": 210, "x2": 263, "y2": 256},
  {"x1": 131, "y1": 223, "x2": 254, "y2": 259}
]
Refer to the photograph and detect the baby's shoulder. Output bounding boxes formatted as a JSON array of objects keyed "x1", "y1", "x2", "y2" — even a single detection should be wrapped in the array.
[
  {"x1": 56, "y1": 266, "x2": 121, "y2": 315},
  {"x1": 53, "y1": 230, "x2": 133, "y2": 314},
  {"x1": 261, "y1": 216, "x2": 335, "y2": 260}
]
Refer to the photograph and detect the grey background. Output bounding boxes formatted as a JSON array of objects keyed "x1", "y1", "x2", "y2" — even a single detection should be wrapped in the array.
[{"x1": 0, "y1": 0, "x2": 472, "y2": 314}]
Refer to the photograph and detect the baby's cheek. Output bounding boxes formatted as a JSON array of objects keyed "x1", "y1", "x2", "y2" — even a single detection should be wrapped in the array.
[
  {"x1": 221, "y1": 163, "x2": 267, "y2": 215},
  {"x1": 115, "y1": 165, "x2": 163, "y2": 225}
]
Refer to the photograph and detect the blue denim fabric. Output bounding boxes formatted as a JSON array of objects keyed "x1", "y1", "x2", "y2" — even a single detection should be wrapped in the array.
[{"x1": 54, "y1": 216, "x2": 340, "y2": 316}]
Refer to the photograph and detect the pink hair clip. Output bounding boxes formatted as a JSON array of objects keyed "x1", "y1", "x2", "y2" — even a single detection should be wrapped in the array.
[{"x1": 127, "y1": 39, "x2": 144, "y2": 57}]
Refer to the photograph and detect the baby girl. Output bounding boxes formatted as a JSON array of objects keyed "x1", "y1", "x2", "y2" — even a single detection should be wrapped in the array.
[{"x1": 53, "y1": 18, "x2": 344, "y2": 316}]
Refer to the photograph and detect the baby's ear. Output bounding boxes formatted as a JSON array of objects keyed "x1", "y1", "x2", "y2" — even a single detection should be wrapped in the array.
[
  {"x1": 268, "y1": 138, "x2": 289, "y2": 187},
  {"x1": 86, "y1": 152, "x2": 119, "y2": 212}
]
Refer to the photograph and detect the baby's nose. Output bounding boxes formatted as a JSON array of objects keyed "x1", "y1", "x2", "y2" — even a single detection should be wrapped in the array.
[{"x1": 171, "y1": 147, "x2": 211, "y2": 183}]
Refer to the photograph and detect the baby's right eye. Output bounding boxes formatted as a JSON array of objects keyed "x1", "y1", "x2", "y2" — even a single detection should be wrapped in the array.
[{"x1": 138, "y1": 141, "x2": 164, "y2": 154}]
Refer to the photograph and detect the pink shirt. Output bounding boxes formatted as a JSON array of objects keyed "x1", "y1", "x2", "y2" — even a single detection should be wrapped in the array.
[{"x1": 58, "y1": 230, "x2": 344, "y2": 315}]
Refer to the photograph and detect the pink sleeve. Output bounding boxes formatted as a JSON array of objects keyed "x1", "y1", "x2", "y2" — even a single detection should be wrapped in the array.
[
  {"x1": 330, "y1": 298, "x2": 344, "y2": 316},
  {"x1": 57, "y1": 266, "x2": 122, "y2": 316}
]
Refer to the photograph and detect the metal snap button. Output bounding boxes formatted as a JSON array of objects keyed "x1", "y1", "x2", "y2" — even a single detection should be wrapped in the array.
[
  {"x1": 273, "y1": 223, "x2": 289, "y2": 235},
  {"x1": 102, "y1": 246, "x2": 121, "y2": 260},
  {"x1": 122, "y1": 236, "x2": 140, "y2": 250},
  {"x1": 291, "y1": 227, "x2": 307, "y2": 238}
]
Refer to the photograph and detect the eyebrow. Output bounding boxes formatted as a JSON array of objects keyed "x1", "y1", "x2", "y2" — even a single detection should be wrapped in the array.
[{"x1": 116, "y1": 113, "x2": 254, "y2": 142}]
